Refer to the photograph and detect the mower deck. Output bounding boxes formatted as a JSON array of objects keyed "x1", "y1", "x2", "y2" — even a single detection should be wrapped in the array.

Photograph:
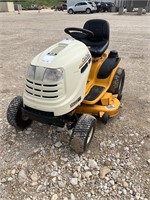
[{"x1": 76, "y1": 93, "x2": 120, "y2": 118}]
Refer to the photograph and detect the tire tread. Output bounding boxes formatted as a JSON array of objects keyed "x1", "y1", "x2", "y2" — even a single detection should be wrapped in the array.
[{"x1": 70, "y1": 114, "x2": 96, "y2": 154}]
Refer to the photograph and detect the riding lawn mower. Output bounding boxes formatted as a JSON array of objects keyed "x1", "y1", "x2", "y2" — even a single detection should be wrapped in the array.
[{"x1": 7, "y1": 19, "x2": 125, "y2": 154}]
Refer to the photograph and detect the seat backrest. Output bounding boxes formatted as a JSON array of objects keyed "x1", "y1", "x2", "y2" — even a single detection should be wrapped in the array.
[{"x1": 83, "y1": 19, "x2": 109, "y2": 42}]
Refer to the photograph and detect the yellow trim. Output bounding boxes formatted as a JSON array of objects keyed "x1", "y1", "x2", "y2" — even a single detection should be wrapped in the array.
[
  {"x1": 101, "y1": 92, "x2": 112, "y2": 106},
  {"x1": 75, "y1": 52, "x2": 121, "y2": 119},
  {"x1": 83, "y1": 52, "x2": 120, "y2": 105}
]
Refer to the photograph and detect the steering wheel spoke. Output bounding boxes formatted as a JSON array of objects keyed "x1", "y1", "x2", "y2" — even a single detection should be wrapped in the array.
[{"x1": 64, "y1": 27, "x2": 94, "y2": 40}]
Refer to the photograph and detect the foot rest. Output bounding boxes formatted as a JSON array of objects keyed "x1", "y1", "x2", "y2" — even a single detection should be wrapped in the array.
[{"x1": 84, "y1": 85, "x2": 104, "y2": 101}]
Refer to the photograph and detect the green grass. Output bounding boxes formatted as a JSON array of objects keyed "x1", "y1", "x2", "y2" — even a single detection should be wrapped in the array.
[{"x1": 8, "y1": 0, "x2": 66, "y2": 8}]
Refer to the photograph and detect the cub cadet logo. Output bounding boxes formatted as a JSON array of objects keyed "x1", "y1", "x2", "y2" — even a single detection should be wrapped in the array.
[
  {"x1": 82, "y1": 53, "x2": 90, "y2": 63},
  {"x1": 79, "y1": 53, "x2": 90, "y2": 68}
]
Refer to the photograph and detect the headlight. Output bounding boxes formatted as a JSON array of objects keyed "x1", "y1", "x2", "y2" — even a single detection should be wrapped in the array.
[
  {"x1": 27, "y1": 65, "x2": 36, "y2": 80},
  {"x1": 43, "y1": 68, "x2": 63, "y2": 83},
  {"x1": 27, "y1": 65, "x2": 63, "y2": 83}
]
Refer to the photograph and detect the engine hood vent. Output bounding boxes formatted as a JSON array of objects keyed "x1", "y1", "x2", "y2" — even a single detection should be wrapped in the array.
[
  {"x1": 48, "y1": 44, "x2": 68, "y2": 56},
  {"x1": 42, "y1": 41, "x2": 69, "y2": 63}
]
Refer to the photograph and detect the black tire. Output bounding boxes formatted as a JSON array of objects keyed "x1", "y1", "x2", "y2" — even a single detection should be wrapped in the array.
[
  {"x1": 7, "y1": 96, "x2": 32, "y2": 130},
  {"x1": 108, "y1": 68, "x2": 125, "y2": 100},
  {"x1": 101, "y1": 113, "x2": 109, "y2": 124},
  {"x1": 86, "y1": 8, "x2": 91, "y2": 14},
  {"x1": 70, "y1": 114, "x2": 96, "y2": 154},
  {"x1": 68, "y1": 9, "x2": 74, "y2": 14}
]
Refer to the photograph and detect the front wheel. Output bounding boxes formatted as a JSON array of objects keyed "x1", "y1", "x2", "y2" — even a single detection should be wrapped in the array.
[
  {"x1": 108, "y1": 68, "x2": 125, "y2": 100},
  {"x1": 70, "y1": 114, "x2": 96, "y2": 154},
  {"x1": 7, "y1": 96, "x2": 32, "y2": 130}
]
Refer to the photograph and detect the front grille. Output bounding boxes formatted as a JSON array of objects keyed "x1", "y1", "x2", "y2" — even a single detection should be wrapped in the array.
[{"x1": 25, "y1": 79, "x2": 64, "y2": 99}]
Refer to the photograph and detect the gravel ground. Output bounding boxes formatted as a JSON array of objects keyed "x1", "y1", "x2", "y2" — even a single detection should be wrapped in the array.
[{"x1": 0, "y1": 10, "x2": 150, "y2": 200}]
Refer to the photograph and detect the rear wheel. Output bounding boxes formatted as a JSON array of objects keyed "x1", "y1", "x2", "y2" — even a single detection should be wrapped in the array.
[
  {"x1": 7, "y1": 96, "x2": 32, "y2": 130},
  {"x1": 86, "y1": 8, "x2": 91, "y2": 14},
  {"x1": 70, "y1": 114, "x2": 96, "y2": 154},
  {"x1": 108, "y1": 68, "x2": 125, "y2": 100},
  {"x1": 68, "y1": 9, "x2": 74, "y2": 14}
]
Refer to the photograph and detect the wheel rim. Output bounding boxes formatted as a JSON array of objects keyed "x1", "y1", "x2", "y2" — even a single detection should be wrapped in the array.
[
  {"x1": 22, "y1": 112, "x2": 30, "y2": 121},
  {"x1": 86, "y1": 9, "x2": 90, "y2": 14},
  {"x1": 86, "y1": 127, "x2": 93, "y2": 145}
]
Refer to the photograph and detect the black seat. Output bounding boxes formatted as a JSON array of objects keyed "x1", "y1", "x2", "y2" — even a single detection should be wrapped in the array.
[{"x1": 81, "y1": 19, "x2": 109, "y2": 57}]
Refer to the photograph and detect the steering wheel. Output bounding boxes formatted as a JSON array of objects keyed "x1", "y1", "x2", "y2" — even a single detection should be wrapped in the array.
[{"x1": 64, "y1": 27, "x2": 94, "y2": 40}]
